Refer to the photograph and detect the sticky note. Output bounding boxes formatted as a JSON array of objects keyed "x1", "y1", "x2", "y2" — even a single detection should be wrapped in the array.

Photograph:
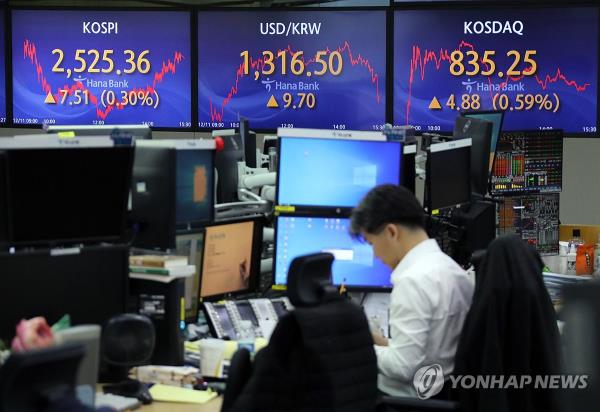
[{"x1": 148, "y1": 384, "x2": 217, "y2": 404}]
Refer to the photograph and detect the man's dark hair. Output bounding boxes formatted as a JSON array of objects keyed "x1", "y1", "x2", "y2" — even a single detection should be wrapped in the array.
[{"x1": 350, "y1": 184, "x2": 425, "y2": 240}]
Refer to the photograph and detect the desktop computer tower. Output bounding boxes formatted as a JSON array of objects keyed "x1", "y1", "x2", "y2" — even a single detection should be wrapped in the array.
[{"x1": 129, "y1": 276, "x2": 185, "y2": 366}]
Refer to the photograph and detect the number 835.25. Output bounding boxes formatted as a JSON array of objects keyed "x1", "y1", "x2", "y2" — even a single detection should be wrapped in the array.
[{"x1": 449, "y1": 49, "x2": 537, "y2": 77}]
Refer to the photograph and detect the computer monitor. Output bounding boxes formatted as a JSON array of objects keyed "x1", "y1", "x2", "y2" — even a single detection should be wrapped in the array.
[
  {"x1": 276, "y1": 135, "x2": 402, "y2": 210},
  {"x1": 462, "y1": 110, "x2": 505, "y2": 175},
  {"x1": 214, "y1": 134, "x2": 244, "y2": 204},
  {"x1": 496, "y1": 193, "x2": 560, "y2": 255},
  {"x1": 45, "y1": 124, "x2": 152, "y2": 140},
  {"x1": 199, "y1": 217, "x2": 262, "y2": 299},
  {"x1": 0, "y1": 244, "x2": 128, "y2": 341},
  {"x1": 0, "y1": 137, "x2": 133, "y2": 248},
  {"x1": 262, "y1": 136, "x2": 278, "y2": 169},
  {"x1": 402, "y1": 144, "x2": 417, "y2": 194},
  {"x1": 263, "y1": 136, "x2": 277, "y2": 156},
  {"x1": 453, "y1": 116, "x2": 493, "y2": 197},
  {"x1": 239, "y1": 119, "x2": 258, "y2": 169},
  {"x1": 426, "y1": 139, "x2": 472, "y2": 211},
  {"x1": 131, "y1": 140, "x2": 215, "y2": 250},
  {"x1": 490, "y1": 130, "x2": 563, "y2": 194},
  {"x1": 274, "y1": 215, "x2": 392, "y2": 290}
]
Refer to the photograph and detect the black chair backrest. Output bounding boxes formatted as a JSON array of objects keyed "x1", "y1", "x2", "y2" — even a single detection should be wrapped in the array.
[
  {"x1": 101, "y1": 313, "x2": 155, "y2": 366},
  {"x1": 287, "y1": 252, "x2": 336, "y2": 307},
  {"x1": 222, "y1": 252, "x2": 378, "y2": 412},
  {"x1": 454, "y1": 234, "x2": 561, "y2": 412},
  {"x1": 0, "y1": 343, "x2": 84, "y2": 412},
  {"x1": 222, "y1": 348, "x2": 252, "y2": 412}
]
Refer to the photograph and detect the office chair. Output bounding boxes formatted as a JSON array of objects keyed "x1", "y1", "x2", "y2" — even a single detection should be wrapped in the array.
[
  {"x1": 222, "y1": 252, "x2": 378, "y2": 412},
  {"x1": 101, "y1": 313, "x2": 155, "y2": 404},
  {"x1": 561, "y1": 280, "x2": 600, "y2": 412},
  {"x1": 0, "y1": 343, "x2": 84, "y2": 412},
  {"x1": 380, "y1": 235, "x2": 561, "y2": 412}
]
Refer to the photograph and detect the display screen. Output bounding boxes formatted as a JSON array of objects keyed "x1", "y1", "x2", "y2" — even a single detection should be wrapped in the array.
[
  {"x1": 4, "y1": 147, "x2": 132, "y2": 245},
  {"x1": 235, "y1": 301, "x2": 259, "y2": 327},
  {"x1": 491, "y1": 130, "x2": 563, "y2": 194},
  {"x1": 275, "y1": 216, "x2": 392, "y2": 289},
  {"x1": 277, "y1": 137, "x2": 402, "y2": 208},
  {"x1": 12, "y1": 10, "x2": 191, "y2": 128},
  {"x1": 394, "y1": 7, "x2": 599, "y2": 135},
  {"x1": 462, "y1": 111, "x2": 504, "y2": 173},
  {"x1": 213, "y1": 304, "x2": 237, "y2": 340},
  {"x1": 497, "y1": 193, "x2": 560, "y2": 255},
  {"x1": 198, "y1": 10, "x2": 386, "y2": 131},
  {"x1": 427, "y1": 140, "x2": 471, "y2": 210},
  {"x1": 200, "y1": 221, "x2": 256, "y2": 298},
  {"x1": 0, "y1": 12, "x2": 5, "y2": 124},
  {"x1": 175, "y1": 149, "x2": 213, "y2": 228}
]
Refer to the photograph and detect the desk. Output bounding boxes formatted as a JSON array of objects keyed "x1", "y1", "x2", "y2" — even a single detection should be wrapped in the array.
[
  {"x1": 97, "y1": 385, "x2": 222, "y2": 412},
  {"x1": 140, "y1": 396, "x2": 222, "y2": 412}
]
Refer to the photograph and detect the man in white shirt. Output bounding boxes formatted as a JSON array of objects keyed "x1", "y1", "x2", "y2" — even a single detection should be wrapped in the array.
[{"x1": 350, "y1": 184, "x2": 474, "y2": 397}]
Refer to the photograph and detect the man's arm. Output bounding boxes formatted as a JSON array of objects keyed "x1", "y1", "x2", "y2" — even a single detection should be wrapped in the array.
[{"x1": 375, "y1": 275, "x2": 436, "y2": 382}]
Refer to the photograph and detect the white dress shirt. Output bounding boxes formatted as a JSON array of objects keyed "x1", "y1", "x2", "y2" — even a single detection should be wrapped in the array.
[{"x1": 375, "y1": 239, "x2": 474, "y2": 397}]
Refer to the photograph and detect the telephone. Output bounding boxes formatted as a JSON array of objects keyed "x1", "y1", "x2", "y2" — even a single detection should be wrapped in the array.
[
  {"x1": 203, "y1": 302, "x2": 238, "y2": 340},
  {"x1": 203, "y1": 297, "x2": 293, "y2": 341}
]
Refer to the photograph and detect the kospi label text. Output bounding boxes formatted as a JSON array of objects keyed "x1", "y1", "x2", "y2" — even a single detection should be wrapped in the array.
[{"x1": 83, "y1": 21, "x2": 118, "y2": 34}]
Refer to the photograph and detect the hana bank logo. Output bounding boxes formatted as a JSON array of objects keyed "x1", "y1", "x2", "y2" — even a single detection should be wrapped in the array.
[{"x1": 413, "y1": 364, "x2": 445, "y2": 400}]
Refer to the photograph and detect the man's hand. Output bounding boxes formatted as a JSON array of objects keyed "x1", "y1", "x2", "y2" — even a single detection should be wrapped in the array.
[{"x1": 372, "y1": 331, "x2": 389, "y2": 346}]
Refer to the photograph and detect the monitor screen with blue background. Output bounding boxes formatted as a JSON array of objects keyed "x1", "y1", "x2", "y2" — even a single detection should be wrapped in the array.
[
  {"x1": 275, "y1": 215, "x2": 392, "y2": 289},
  {"x1": 0, "y1": 12, "x2": 5, "y2": 124},
  {"x1": 277, "y1": 137, "x2": 402, "y2": 208}
]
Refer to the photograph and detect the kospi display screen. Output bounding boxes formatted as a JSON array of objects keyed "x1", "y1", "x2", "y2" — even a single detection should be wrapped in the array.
[
  {"x1": 198, "y1": 10, "x2": 386, "y2": 131},
  {"x1": 0, "y1": 12, "x2": 5, "y2": 124},
  {"x1": 393, "y1": 7, "x2": 599, "y2": 135},
  {"x1": 12, "y1": 10, "x2": 191, "y2": 128}
]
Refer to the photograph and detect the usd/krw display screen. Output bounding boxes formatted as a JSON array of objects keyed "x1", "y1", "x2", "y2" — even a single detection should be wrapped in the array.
[
  {"x1": 198, "y1": 10, "x2": 386, "y2": 131},
  {"x1": 394, "y1": 7, "x2": 599, "y2": 135},
  {"x1": 275, "y1": 216, "x2": 392, "y2": 289},
  {"x1": 277, "y1": 137, "x2": 402, "y2": 208},
  {"x1": 12, "y1": 10, "x2": 191, "y2": 128}
]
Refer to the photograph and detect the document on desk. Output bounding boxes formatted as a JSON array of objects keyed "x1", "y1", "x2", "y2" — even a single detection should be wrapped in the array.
[
  {"x1": 149, "y1": 384, "x2": 217, "y2": 404},
  {"x1": 362, "y1": 292, "x2": 390, "y2": 338}
]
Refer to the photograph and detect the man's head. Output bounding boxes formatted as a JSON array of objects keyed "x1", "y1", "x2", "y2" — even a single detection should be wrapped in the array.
[{"x1": 350, "y1": 185, "x2": 428, "y2": 269}]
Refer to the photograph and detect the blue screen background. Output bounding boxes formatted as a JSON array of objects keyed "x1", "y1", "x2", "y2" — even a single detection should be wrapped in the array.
[
  {"x1": 198, "y1": 10, "x2": 386, "y2": 130},
  {"x1": 275, "y1": 216, "x2": 392, "y2": 288},
  {"x1": 277, "y1": 137, "x2": 402, "y2": 208},
  {"x1": 12, "y1": 10, "x2": 191, "y2": 127},
  {"x1": 0, "y1": 12, "x2": 5, "y2": 123},
  {"x1": 394, "y1": 8, "x2": 598, "y2": 134},
  {"x1": 176, "y1": 150, "x2": 213, "y2": 225}
]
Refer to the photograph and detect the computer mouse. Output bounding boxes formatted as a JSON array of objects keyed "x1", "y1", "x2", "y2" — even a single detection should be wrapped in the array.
[{"x1": 136, "y1": 386, "x2": 153, "y2": 405}]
